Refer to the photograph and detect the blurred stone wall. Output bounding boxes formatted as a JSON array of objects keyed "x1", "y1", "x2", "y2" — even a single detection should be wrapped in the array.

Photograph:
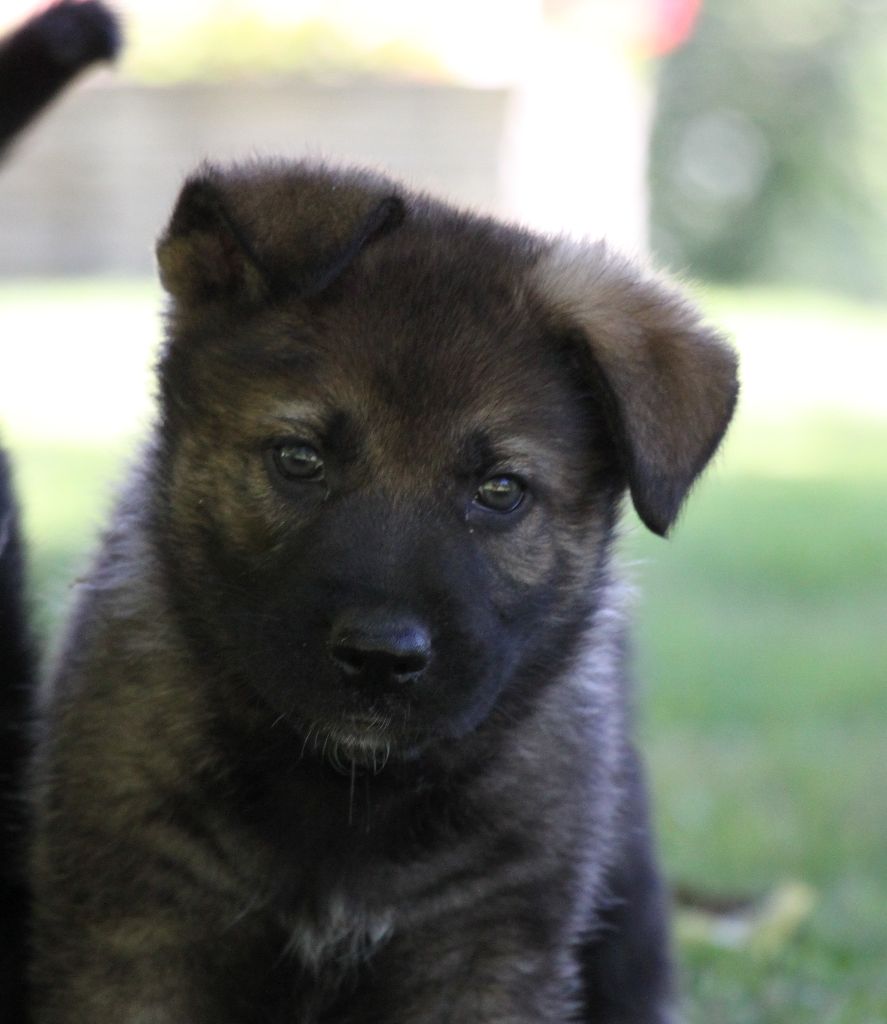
[{"x1": 0, "y1": 81, "x2": 509, "y2": 276}]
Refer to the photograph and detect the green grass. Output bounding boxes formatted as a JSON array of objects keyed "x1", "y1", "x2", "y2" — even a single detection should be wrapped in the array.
[
  {"x1": 7, "y1": 443, "x2": 130, "y2": 634},
  {"x1": 624, "y1": 465, "x2": 887, "y2": 1022},
  {"x1": 3, "y1": 281, "x2": 887, "y2": 1021}
]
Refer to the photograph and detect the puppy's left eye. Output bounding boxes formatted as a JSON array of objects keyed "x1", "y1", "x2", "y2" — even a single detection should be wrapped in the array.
[
  {"x1": 474, "y1": 475, "x2": 525, "y2": 513},
  {"x1": 271, "y1": 442, "x2": 324, "y2": 482}
]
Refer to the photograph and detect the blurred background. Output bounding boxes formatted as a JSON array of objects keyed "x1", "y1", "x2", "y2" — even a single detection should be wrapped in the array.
[{"x1": 1, "y1": 1, "x2": 885, "y2": 1020}]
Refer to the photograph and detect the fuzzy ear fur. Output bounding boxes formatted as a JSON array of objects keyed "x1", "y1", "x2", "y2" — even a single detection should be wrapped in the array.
[
  {"x1": 534, "y1": 240, "x2": 739, "y2": 536},
  {"x1": 156, "y1": 177, "x2": 270, "y2": 306},
  {"x1": 156, "y1": 161, "x2": 406, "y2": 307}
]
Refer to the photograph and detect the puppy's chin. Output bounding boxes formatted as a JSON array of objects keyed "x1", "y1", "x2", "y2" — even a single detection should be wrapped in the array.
[{"x1": 295, "y1": 715, "x2": 423, "y2": 774}]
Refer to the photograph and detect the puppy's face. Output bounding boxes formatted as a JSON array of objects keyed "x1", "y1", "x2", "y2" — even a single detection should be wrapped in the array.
[
  {"x1": 155, "y1": 163, "x2": 737, "y2": 763},
  {"x1": 160, "y1": 254, "x2": 618, "y2": 762}
]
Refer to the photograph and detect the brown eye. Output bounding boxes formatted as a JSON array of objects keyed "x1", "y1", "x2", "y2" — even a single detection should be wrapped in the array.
[
  {"x1": 474, "y1": 475, "x2": 525, "y2": 513},
  {"x1": 272, "y1": 442, "x2": 324, "y2": 482}
]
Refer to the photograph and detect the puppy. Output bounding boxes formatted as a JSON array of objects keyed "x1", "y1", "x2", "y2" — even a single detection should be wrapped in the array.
[{"x1": 30, "y1": 160, "x2": 737, "y2": 1023}]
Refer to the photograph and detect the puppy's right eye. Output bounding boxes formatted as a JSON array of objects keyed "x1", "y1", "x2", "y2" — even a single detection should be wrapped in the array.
[{"x1": 271, "y1": 442, "x2": 324, "y2": 482}]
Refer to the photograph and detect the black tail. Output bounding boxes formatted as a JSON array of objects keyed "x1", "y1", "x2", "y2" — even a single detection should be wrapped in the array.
[
  {"x1": 0, "y1": 448, "x2": 34, "y2": 1021},
  {"x1": 0, "y1": 6, "x2": 121, "y2": 1017},
  {"x1": 0, "y1": 0, "x2": 120, "y2": 158}
]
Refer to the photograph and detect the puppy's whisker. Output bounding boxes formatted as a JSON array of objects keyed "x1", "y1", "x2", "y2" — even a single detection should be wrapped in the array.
[
  {"x1": 348, "y1": 761, "x2": 356, "y2": 827},
  {"x1": 299, "y1": 722, "x2": 317, "y2": 761}
]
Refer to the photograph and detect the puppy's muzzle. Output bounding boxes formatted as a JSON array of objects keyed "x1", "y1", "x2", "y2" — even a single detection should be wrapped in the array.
[{"x1": 328, "y1": 608, "x2": 432, "y2": 686}]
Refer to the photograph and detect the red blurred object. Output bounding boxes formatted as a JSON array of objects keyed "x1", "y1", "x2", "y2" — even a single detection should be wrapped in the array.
[{"x1": 646, "y1": 0, "x2": 703, "y2": 55}]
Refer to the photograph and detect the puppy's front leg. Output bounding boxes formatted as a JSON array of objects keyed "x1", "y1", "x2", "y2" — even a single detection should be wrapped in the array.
[
  {"x1": 30, "y1": 918, "x2": 251, "y2": 1024},
  {"x1": 30, "y1": 865, "x2": 278, "y2": 1024},
  {"x1": 33, "y1": 947, "x2": 212, "y2": 1024}
]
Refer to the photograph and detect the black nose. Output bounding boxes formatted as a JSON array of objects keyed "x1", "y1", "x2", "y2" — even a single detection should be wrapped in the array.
[{"x1": 329, "y1": 609, "x2": 432, "y2": 684}]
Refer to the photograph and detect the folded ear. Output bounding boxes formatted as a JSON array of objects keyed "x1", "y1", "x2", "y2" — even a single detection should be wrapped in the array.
[
  {"x1": 156, "y1": 163, "x2": 406, "y2": 307},
  {"x1": 156, "y1": 176, "x2": 270, "y2": 305},
  {"x1": 534, "y1": 240, "x2": 739, "y2": 536}
]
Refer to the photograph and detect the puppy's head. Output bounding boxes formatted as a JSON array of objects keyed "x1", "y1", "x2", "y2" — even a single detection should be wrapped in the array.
[{"x1": 153, "y1": 161, "x2": 737, "y2": 764}]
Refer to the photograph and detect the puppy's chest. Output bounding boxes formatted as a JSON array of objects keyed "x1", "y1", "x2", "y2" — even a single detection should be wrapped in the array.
[
  {"x1": 269, "y1": 823, "x2": 403, "y2": 969},
  {"x1": 236, "y1": 764, "x2": 485, "y2": 970}
]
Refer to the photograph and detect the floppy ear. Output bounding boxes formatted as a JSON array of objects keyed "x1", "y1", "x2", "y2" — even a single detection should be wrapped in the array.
[
  {"x1": 534, "y1": 239, "x2": 739, "y2": 536},
  {"x1": 156, "y1": 164, "x2": 406, "y2": 307},
  {"x1": 156, "y1": 177, "x2": 270, "y2": 306}
]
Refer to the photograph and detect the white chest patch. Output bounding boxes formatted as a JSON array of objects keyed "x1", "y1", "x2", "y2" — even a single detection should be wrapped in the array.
[{"x1": 286, "y1": 892, "x2": 395, "y2": 971}]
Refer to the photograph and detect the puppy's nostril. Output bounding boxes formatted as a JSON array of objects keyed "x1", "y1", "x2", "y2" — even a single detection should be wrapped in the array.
[
  {"x1": 391, "y1": 652, "x2": 428, "y2": 678},
  {"x1": 329, "y1": 612, "x2": 431, "y2": 683},
  {"x1": 332, "y1": 644, "x2": 369, "y2": 677}
]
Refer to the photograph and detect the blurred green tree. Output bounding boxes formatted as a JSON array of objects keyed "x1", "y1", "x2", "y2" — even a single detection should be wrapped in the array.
[{"x1": 650, "y1": 0, "x2": 887, "y2": 299}]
